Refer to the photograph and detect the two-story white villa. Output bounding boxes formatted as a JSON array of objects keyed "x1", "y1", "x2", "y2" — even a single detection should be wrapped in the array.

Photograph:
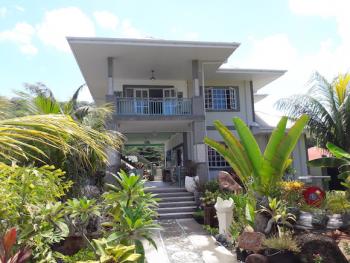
[{"x1": 68, "y1": 37, "x2": 308, "y2": 185}]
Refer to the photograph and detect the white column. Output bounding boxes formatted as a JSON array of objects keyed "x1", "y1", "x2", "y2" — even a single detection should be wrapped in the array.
[
  {"x1": 107, "y1": 57, "x2": 114, "y2": 95},
  {"x1": 192, "y1": 60, "x2": 200, "y2": 96}
]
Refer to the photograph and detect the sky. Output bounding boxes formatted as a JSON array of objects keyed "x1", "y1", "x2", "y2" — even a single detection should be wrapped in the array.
[{"x1": 0, "y1": 0, "x2": 349, "y2": 113}]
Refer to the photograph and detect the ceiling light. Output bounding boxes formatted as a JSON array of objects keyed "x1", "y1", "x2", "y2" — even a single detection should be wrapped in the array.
[{"x1": 150, "y1": 70, "x2": 156, "y2": 80}]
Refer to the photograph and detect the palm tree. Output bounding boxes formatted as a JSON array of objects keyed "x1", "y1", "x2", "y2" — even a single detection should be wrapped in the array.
[
  {"x1": 13, "y1": 83, "x2": 124, "y2": 195},
  {"x1": 0, "y1": 110, "x2": 118, "y2": 165},
  {"x1": 275, "y1": 72, "x2": 350, "y2": 151}
]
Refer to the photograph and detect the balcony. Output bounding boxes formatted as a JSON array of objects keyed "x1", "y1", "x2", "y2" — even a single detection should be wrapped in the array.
[{"x1": 116, "y1": 98, "x2": 192, "y2": 116}]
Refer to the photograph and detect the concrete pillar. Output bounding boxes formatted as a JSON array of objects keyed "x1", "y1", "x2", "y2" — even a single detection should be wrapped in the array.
[
  {"x1": 104, "y1": 59, "x2": 121, "y2": 184},
  {"x1": 192, "y1": 120, "x2": 209, "y2": 184},
  {"x1": 107, "y1": 57, "x2": 114, "y2": 95},
  {"x1": 192, "y1": 60, "x2": 200, "y2": 96},
  {"x1": 249, "y1": 81, "x2": 256, "y2": 123}
]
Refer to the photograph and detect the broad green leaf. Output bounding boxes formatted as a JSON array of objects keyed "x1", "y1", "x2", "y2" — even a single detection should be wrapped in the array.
[
  {"x1": 326, "y1": 142, "x2": 350, "y2": 159},
  {"x1": 232, "y1": 117, "x2": 262, "y2": 176},
  {"x1": 212, "y1": 120, "x2": 252, "y2": 177},
  {"x1": 308, "y1": 157, "x2": 348, "y2": 167}
]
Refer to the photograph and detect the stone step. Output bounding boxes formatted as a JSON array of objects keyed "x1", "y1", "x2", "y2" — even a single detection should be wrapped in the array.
[
  {"x1": 159, "y1": 196, "x2": 194, "y2": 203},
  {"x1": 159, "y1": 201, "x2": 197, "y2": 208},
  {"x1": 158, "y1": 206, "x2": 197, "y2": 214},
  {"x1": 146, "y1": 187, "x2": 187, "y2": 193},
  {"x1": 158, "y1": 211, "x2": 194, "y2": 220},
  {"x1": 154, "y1": 192, "x2": 193, "y2": 198}
]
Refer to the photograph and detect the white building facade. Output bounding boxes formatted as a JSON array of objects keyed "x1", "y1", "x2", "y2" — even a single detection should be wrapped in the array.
[{"x1": 68, "y1": 37, "x2": 308, "y2": 183}]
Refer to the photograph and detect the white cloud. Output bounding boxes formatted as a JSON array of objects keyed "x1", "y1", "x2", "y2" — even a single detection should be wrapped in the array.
[
  {"x1": 36, "y1": 7, "x2": 95, "y2": 52},
  {"x1": 224, "y1": 1, "x2": 350, "y2": 113},
  {"x1": 289, "y1": 0, "x2": 350, "y2": 44},
  {"x1": 0, "y1": 22, "x2": 37, "y2": 55},
  {"x1": 121, "y1": 19, "x2": 144, "y2": 38},
  {"x1": 0, "y1": 7, "x2": 7, "y2": 17},
  {"x1": 93, "y1": 11, "x2": 119, "y2": 31},
  {"x1": 14, "y1": 5, "x2": 25, "y2": 12}
]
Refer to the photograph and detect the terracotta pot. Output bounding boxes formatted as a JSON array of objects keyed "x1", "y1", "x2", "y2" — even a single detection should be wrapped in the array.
[{"x1": 203, "y1": 205, "x2": 218, "y2": 227}]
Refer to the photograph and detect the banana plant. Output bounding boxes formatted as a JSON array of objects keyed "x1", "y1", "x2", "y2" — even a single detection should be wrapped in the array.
[
  {"x1": 309, "y1": 142, "x2": 350, "y2": 191},
  {"x1": 204, "y1": 115, "x2": 309, "y2": 196}
]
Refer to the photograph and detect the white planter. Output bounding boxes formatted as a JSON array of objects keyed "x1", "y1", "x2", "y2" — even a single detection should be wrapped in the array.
[
  {"x1": 215, "y1": 197, "x2": 234, "y2": 236},
  {"x1": 185, "y1": 176, "x2": 199, "y2": 193}
]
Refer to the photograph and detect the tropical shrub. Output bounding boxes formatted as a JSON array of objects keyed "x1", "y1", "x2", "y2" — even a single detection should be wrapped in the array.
[
  {"x1": 279, "y1": 181, "x2": 305, "y2": 207},
  {"x1": 102, "y1": 171, "x2": 159, "y2": 262},
  {"x1": 24, "y1": 202, "x2": 69, "y2": 262},
  {"x1": 65, "y1": 197, "x2": 101, "y2": 235},
  {"x1": 78, "y1": 239, "x2": 141, "y2": 263},
  {"x1": 325, "y1": 191, "x2": 350, "y2": 214},
  {"x1": 204, "y1": 115, "x2": 309, "y2": 196},
  {"x1": 200, "y1": 190, "x2": 220, "y2": 206},
  {"x1": 0, "y1": 163, "x2": 71, "y2": 233},
  {"x1": 259, "y1": 197, "x2": 296, "y2": 236}
]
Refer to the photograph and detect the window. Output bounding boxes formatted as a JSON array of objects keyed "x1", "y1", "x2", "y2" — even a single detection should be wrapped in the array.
[
  {"x1": 205, "y1": 87, "x2": 238, "y2": 110},
  {"x1": 208, "y1": 147, "x2": 230, "y2": 168}
]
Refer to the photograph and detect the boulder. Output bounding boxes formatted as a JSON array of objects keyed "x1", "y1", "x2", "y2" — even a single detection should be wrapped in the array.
[
  {"x1": 218, "y1": 171, "x2": 242, "y2": 194},
  {"x1": 245, "y1": 254, "x2": 268, "y2": 263},
  {"x1": 296, "y1": 233, "x2": 348, "y2": 263}
]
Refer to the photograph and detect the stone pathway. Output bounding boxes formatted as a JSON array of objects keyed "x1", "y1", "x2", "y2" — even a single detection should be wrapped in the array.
[{"x1": 144, "y1": 219, "x2": 237, "y2": 263}]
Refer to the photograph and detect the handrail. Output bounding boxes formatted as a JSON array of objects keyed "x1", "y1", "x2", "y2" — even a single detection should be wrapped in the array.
[{"x1": 116, "y1": 98, "x2": 192, "y2": 116}]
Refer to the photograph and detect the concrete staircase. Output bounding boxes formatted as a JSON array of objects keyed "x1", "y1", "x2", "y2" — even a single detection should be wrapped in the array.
[{"x1": 149, "y1": 187, "x2": 197, "y2": 220}]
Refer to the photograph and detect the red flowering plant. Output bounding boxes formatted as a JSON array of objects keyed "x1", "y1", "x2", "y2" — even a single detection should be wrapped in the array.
[{"x1": 0, "y1": 228, "x2": 31, "y2": 263}]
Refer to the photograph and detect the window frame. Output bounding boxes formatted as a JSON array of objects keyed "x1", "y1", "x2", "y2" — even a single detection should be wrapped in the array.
[
  {"x1": 207, "y1": 146, "x2": 230, "y2": 168},
  {"x1": 204, "y1": 86, "x2": 239, "y2": 112}
]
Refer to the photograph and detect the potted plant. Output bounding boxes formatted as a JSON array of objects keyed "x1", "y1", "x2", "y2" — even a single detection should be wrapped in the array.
[
  {"x1": 200, "y1": 190, "x2": 219, "y2": 227},
  {"x1": 263, "y1": 234, "x2": 301, "y2": 263}
]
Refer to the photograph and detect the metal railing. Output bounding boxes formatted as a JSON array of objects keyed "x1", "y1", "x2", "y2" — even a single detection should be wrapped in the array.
[{"x1": 116, "y1": 98, "x2": 192, "y2": 116}]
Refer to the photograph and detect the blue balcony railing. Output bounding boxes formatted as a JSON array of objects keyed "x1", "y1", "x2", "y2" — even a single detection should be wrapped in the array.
[{"x1": 116, "y1": 98, "x2": 192, "y2": 116}]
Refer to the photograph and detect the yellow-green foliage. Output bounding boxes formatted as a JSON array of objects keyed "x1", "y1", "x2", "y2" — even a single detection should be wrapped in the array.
[
  {"x1": 326, "y1": 191, "x2": 350, "y2": 214},
  {"x1": 263, "y1": 234, "x2": 300, "y2": 253}
]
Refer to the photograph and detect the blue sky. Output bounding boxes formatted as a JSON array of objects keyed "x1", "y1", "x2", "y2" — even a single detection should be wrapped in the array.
[{"x1": 0, "y1": 0, "x2": 349, "y2": 112}]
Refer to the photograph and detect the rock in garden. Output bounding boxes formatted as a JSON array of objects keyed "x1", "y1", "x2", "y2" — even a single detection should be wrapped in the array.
[
  {"x1": 296, "y1": 233, "x2": 348, "y2": 263},
  {"x1": 218, "y1": 171, "x2": 242, "y2": 193},
  {"x1": 238, "y1": 232, "x2": 265, "y2": 253},
  {"x1": 245, "y1": 254, "x2": 268, "y2": 263}
]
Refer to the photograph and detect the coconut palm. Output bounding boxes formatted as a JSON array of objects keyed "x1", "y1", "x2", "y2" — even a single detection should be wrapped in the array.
[
  {"x1": 0, "y1": 112, "x2": 117, "y2": 164},
  {"x1": 13, "y1": 84, "x2": 124, "y2": 195},
  {"x1": 275, "y1": 72, "x2": 350, "y2": 151}
]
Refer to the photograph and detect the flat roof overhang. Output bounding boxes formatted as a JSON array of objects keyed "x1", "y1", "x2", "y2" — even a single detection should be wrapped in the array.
[
  {"x1": 204, "y1": 66, "x2": 286, "y2": 93},
  {"x1": 68, "y1": 37, "x2": 240, "y2": 101}
]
